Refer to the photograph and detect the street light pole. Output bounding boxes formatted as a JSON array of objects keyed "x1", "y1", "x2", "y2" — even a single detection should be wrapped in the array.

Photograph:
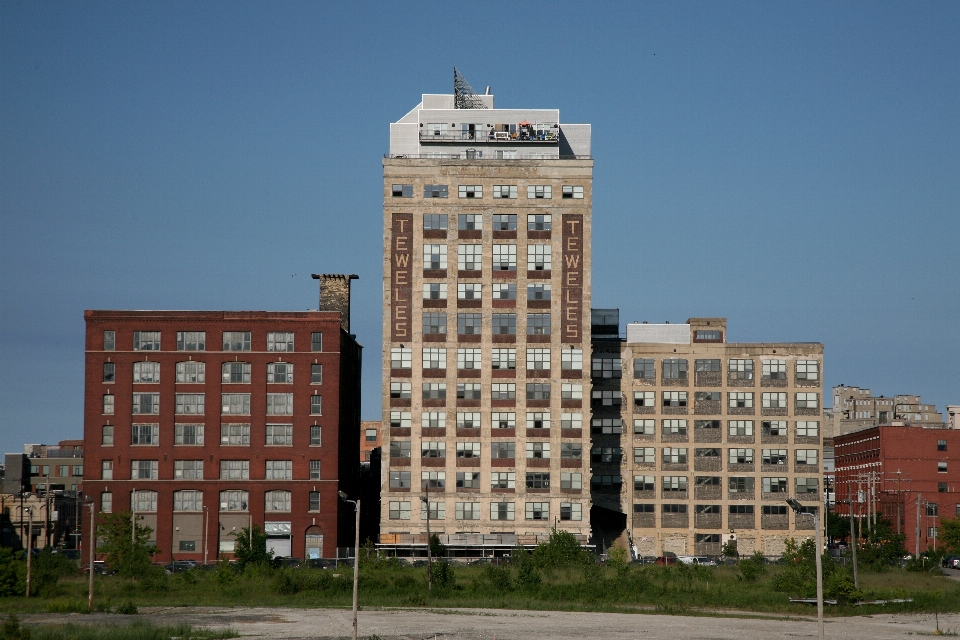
[
  {"x1": 338, "y1": 491, "x2": 361, "y2": 640},
  {"x1": 788, "y1": 499, "x2": 823, "y2": 640},
  {"x1": 87, "y1": 501, "x2": 95, "y2": 612},
  {"x1": 421, "y1": 482, "x2": 433, "y2": 591},
  {"x1": 25, "y1": 507, "x2": 33, "y2": 598},
  {"x1": 203, "y1": 505, "x2": 209, "y2": 566}
]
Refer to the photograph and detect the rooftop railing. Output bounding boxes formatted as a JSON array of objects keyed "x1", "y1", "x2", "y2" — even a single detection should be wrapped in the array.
[
  {"x1": 385, "y1": 153, "x2": 591, "y2": 160},
  {"x1": 420, "y1": 130, "x2": 560, "y2": 143}
]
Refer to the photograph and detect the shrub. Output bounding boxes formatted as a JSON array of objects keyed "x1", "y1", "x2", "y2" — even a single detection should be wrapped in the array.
[
  {"x1": 0, "y1": 548, "x2": 25, "y2": 597},
  {"x1": 115, "y1": 601, "x2": 138, "y2": 615},
  {"x1": 531, "y1": 530, "x2": 592, "y2": 568},
  {"x1": 737, "y1": 552, "x2": 767, "y2": 582},
  {"x1": 2, "y1": 614, "x2": 31, "y2": 640},
  {"x1": 433, "y1": 561, "x2": 455, "y2": 590}
]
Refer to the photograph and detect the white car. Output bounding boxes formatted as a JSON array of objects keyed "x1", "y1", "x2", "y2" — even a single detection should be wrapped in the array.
[{"x1": 677, "y1": 556, "x2": 717, "y2": 566}]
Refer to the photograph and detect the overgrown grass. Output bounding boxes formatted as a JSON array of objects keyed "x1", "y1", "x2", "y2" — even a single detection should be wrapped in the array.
[
  {"x1": 0, "y1": 561, "x2": 957, "y2": 617},
  {"x1": 3, "y1": 614, "x2": 237, "y2": 640}
]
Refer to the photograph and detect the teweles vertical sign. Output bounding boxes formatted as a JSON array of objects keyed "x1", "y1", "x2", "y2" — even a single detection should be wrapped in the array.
[
  {"x1": 562, "y1": 214, "x2": 583, "y2": 341},
  {"x1": 391, "y1": 214, "x2": 413, "y2": 341}
]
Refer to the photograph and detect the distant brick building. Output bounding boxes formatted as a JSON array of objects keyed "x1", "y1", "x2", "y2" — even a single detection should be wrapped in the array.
[
  {"x1": 360, "y1": 420, "x2": 381, "y2": 464},
  {"x1": 82, "y1": 278, "x2": 362, "y2": 563},
  {"x1": 834, "y1": 425, "x2": 960, "y2": 555}
]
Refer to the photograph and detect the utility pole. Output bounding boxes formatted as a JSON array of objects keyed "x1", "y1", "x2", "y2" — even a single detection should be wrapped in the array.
[
  {"x1": 25, "y1": 507, "x2": 33, "y2": 597},
  {"x1": 88, "y1": 501, "x2": 95, "y2": 612},
  {"x1": 422, "y1": 482, "x2": 433, "y2": 591},
  {"x1": 337, "y1": 491, "x2": 361, "y2": 640},
  {"x1": 787, "y1": 499, "x2": 823, "y2": 640},
  {"x1": 131, "y1": 488, "x2": 137, "y2": 546},
  {"x1": 203, "y1": 505, "x2": 209, "y2": 566},
  {"x1": 848, "y1": 483, "x2": 858, "y2": 589},
  {"x1": 915, "y1": 493, "x2": 922, "y2": 559}
]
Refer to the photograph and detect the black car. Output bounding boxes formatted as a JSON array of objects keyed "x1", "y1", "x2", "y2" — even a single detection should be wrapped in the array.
[{"x1": 164, "y1": 560, "x2": 198, "y2": 574}]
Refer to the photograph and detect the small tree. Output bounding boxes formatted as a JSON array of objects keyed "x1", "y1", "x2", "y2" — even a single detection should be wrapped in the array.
[
  {"x1": 95, "y1": 511, "x2": 157, "y2": 577},
  {"x1": 721, "y1": 539, "x2": 739, "y2": 559},
  {"x1": 233, "y1": 525, "x2": 272, "y2": 568},
  {"x1": 940, "y1": 517, "x2": 960, "y2": 553}
]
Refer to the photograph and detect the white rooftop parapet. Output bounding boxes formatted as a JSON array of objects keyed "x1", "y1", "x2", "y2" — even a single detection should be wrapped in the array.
[{"x1": 625, "y1": 323, "x2": 691, "y2": 344}]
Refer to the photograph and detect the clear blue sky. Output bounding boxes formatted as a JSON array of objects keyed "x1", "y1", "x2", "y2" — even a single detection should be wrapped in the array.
[{"x1": 2, "y1": 1, "x2": 958, "y2": 454}]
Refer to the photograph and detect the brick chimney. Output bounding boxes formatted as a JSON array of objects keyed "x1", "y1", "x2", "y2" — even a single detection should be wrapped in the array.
[{"x1": 312, "y1": 274, "x2": 359, "y2": 333}]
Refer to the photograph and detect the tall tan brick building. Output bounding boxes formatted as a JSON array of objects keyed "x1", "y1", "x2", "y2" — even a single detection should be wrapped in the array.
[{"x1": 379, "y1": 74, "x2": 593, "y2": 554}]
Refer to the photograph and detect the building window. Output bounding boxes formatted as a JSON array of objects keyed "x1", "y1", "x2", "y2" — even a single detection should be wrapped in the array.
[
  {"x1": 266, "y1": 424, "x2": 293, "y2": 446},
  {"x1": 458, "y1": 185, "x2": 482, "y2": 198},
  {"x1": 265, "y1": 460, "x2": 293, "y2": 480},
  {"x1": 762, "y1": 505, "x2": 788, "y2": 516},
  {"x1": 796, "y1": 360, "x2": 819, "y2": 380},
  {"x1": 526, "y1": 412, "x2": 550, "y2": 430},
  {"x1": 223, "y1": 332, "x2": 251, "y2": 351},
  {"x1": 221, "y1": 362, "x2": 251, "y2": 384},
  {"x1": 490, "y1": 472, "x2": 516, "y2": 490},
  {"x1": 937, "y1": 439, "x2": 947, "y2": 451},
  {"x1": 694, "y1": 330, "x2": 722, "y2": 342},
  {"x1": 455, "y1": 442, "x2": 480, "y2": 459},
  {"x1": 592, "y1": 418, "x2": 622, "y2": 435},
  {"x1": 267, "y1": 332, "x2": 294, "y2": 352},
  {"x1": 527, "y1": 314, "x2": 551, "y2": 335},
  {"x1": 695, "y1": 359, "x2": 721, "y2": 372},
  {"x1": 389, "y1": 471, "x2": 411, "y2": 489},
  {"x1": 176, "y1": 332, "x2": 205, "y2": 351},
  {"x1": 423, "y1": 283, "x2": 447, "y2": 301},
  {"x1": 492, "y1": 283, "x2": 515, "y2": 300},
  {"x1": 762, "y1": 393, "x2": 788, "y2": 409},
  {"x1": 310, "y1": 425, "x2": 322, "y2": 446},
  {"x1": 266, "y1": 393, "x2": 293, "y2": 415},
  {"x1": 457, "y1": 244, "x2": 482, "y2": 270},
  {"x1": 423, "y1": 347, "x2": 447, "y2": 370},
  {"x1": 490, "y1": 502, "x2": 515, "y2": 521},
  {"x1": 422, "y1": 412, "x2": 446, "y2": 429},
  {"x1": 663, "y1": 448, "x2": 688, "y2": 464},
  {"x1": 633, "y1": 419, "x2": 654, "y2": 435},
  {"x1": 560, "y1": 444, "x2": 582, "y2": 461},
  {"x1": 101, "y1": 425, "x2": 114, "y2": 445},
  {"x1": 457, "y1": 348, "x2": 481, "y2": 370},
  {"x1": 309, "y1": 395, "x2": 322, "y2": 415},
  {"x1": 100, "y1": 492, "x2": 112, "y2": 512},
  {"x1": 133, "y1": 362, "x2": 160, "y2": 383},
  {"x1": 562, "y1": 383, "x2": 584, "y2": 400},
  {"x1": 422, "y1": 442, "x2": 446, "y2": 458},
  {"x1": 633, "y1": 359, "x2": 655, "y2": 379},
  {"x1": 267, "y1": 362, "x2": 294, "y2": 384},
  {"x1": 221, "y1": 423, "x2": 250, "y2": 446},
  {"x1": 456, "y1": 412, "x2": 480, "y2": 429},
  {"x1": 528, "y1": 283, "x2": 551, "y2": 301},
  {"x1": 487, "y1": 313, "x2": 514, "y2": 335},
  {"x1": 525, "y1": 502, "x2": 549, "y2": 520},
  {"x1": 423, "y1": 214, "x2": 447, "y2": 230},
  {"x1": 729, "y1": 504, "x2": 754, "y2": 515},
  {"x1": 592, "y1": 357, "x2": 622, "y2": 378},
  {"x1": 796, "y1": 449, "x2": 819, "y2": 466},
  {"x1": 423, "y1": 184, "x2": 448, "y2": 198},
  {"x1": 103, "y1": 331, "x2": 115, "y2": 351},
  {"x1": 265, "y1": 490, "x2": 291, "y2": 512},
  {"x1": 421, "y1": 471, "x2": 446, "y2": 491},
  {"x1": 103, "y1": 363, "x2": 115, "y2": 383},
  {"x1": 634, "y1": 447, "x2": 655, "y2": 464},
  {"x1": 174, "y1": 460, "x2": 204, "y2": 480},
  {"x1": 728, "y1": 420, "x2": 754, "y2": 436},
  {"x1": 220, "y1": 460, "x2": 250, "y2": 479},
  {"x1": 423, "y1": 312, "x2": 447, "y2": 335},
  {"x1": 175, "y1": 393, "x2": 204, "y2": 415},
  {"x1": 456, "y1": 502, "x2": 481, "y2": 520},
  {"x1": 795, "y1": 393, "x2": 819, "y2": 409},
  {"x1": 307, "y1": 364, "x2": 322, "y2": 385},
  {"x1": 390, "y1": 347, "x2": 412, "y2": 369},
  {"x1": 559, "y1": 470, "x2": 582, "y2": 488},
  {"x1": 526, "y1": 443, "x2": 551, "y2": 460},
  {"x1": 175, "y1": 423, "x2": 204, "y2": 445},
  {"x1": 309, "y1": 492, "x2": 320, "y2": 512},
  {"x1": 391, "y1": 184, "x2": 413, "y2": 197},
  {"x1": 493, "y1": 244, "x2": 517, "y2": 271},
  {"x1": 634, "y1": 391, "x2": 655, "y2": 408},
  {"x1": 527, "y1": 214, "x2": 552, "y2": 231},
  {"x1": 796, "y1": 421, "x2": 819, "y2": 437},
  {"x1": 562, "y1": 185, "x2": 584, "y2": 199},
  {"x1": 493, "y1": 185, "x2": 518, "y2": 199},
  {"x1": 132, "y1": 490, "x2": 158, "y2": 512},
  {"x1": 101, "y1": 460, "x2": 113, "y2": 480},
  {"x1": 662, "y1": 476, "x2": 687, "y2": 493},
  {"x1": 131, "y1": 460, "x2": 158, "y2": 480},
  {"x1": 662, "y1": 419, "x2": 688, "y2": 435},
  {"x1": 458, "y1": 214, "x2": 482, "y2": 231},
  {"x1": 729, "y1": 448, "x2": 754, "y2": 464},
  {"x1": 457, "y1": 383, "x2": 481, "y2": 400},
  {"x1": 387, "y1": 412, "x2": 410, "y2": 430},
  {"x1": 939, "y1": 462, "x2": 948, "y2": 473},
  {"x1": 729, "y1": 477, "x2": 754, "y2": 493},
  {"x1": 389, "y1": 501, "x2": 411, "y2": 520},
  {"x1": 492, "y1": 216, "x2": 517, "y2": 234},
  {"x1": 389, "y1": 441, "x2": 411, "y2": 459},
  {"x1": 662, "y1": 391, "x2": 687, "y2": 408},
  {"x1": 485, "y1": 349, "x2": 516, "y2": 372},
  {"x1": 174, "y1": 361, "x2": 204, "y2": 384},
  {"x1": 727, "y1": 392, "x2": 752, "y2": 409},
  {"x1": 492, "y1": 442, "x2": 516, "y2": 460},
  {"x1": 728, "y1": 359, "x2": 753, "y2": 379},
  {"x1": 390, "y1": 382, "x2": 411, "y2": 399},
  {"x1": 422, "y1": 382, "x2": 446, "y2": 400},
  {"x1": 309, "y1": 332, "x2": 323, "y2": 352},
  {"x1": 762, "y1": 477, "x2": 788, "y2": 493},
  {"x1": 133, "y1": 331, "x2": 160, "y2": 351},
  {"x1": 761, "y1": 359, "x2": 787, "y2": 380},
  {"x1": 527, "y1": 185, "x2": 552, "y2": 199},
  {"x1": 492, "y1": 412, "x2": 516, "y2": 429},
  {"x1": 796, "y1": 477, "x2": 819, "y2": 495},
  {"x1": 762, "y1": 449, "x2": 788, "y2": 465},
  {"x1": 762, "y1": 420, "x2": 788, "y2": 436},
  {"x1": 526, "y1": 348, "x2": 551, "y2": 371},
  {"x1": 591, "y1": 447, "x2": 623, "y2": 464},
  {"x1": 662, "y1": 359, "x2": 688, "y2": 381},
  {"x1": 132, "y1": 423, "x2": 159, "y2": 445}
]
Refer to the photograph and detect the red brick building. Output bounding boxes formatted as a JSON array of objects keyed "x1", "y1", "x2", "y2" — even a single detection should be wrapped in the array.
[
  {"x1": 834, "y1": 425, "x2": 960, "y2": 554},
  {"x1": 82, "y1": 279, "x2": 362, "y2": 563}
]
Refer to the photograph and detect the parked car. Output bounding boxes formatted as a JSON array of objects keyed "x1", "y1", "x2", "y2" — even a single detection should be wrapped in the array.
[
  {"x1": 677, "y1": 556, "x2": 718, "y2": 566},
  {"x1": 164, "y1": 560, "x2": 197, "y2": 574},
  {"x1": 942, "y1": 556, "x2": 960, "y2": 569},
  {"x1": 654, "y1": 556, "x2": 677, "y2": 566},
  {"x1": 82, "y1": 560, "x2": 113, "y2": 575}
]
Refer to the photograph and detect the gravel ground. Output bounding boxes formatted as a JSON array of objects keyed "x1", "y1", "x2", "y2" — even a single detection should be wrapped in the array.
[{"x1": 19, "y1": 606, "x2": 960, "y2": 640}]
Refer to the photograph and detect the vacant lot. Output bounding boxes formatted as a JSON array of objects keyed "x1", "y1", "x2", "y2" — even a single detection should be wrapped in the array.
[{"x1": 17, "y1": 607, "x2": 960, "y2": 640}]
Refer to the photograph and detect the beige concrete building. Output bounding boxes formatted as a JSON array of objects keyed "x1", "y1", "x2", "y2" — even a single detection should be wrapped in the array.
[
  {"x1": 379, "y1": 76, "x2": 593, "y2": 554},
  {"x1": 827, "y1": 385, "x2": 944, "y2": 437},
  {"x1": 593, "y1": 318, "x2": 824, "y2": 558}
]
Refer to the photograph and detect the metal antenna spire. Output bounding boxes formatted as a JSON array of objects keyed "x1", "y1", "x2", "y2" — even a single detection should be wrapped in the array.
[{"x1": 454, "y1": 67, "x2": 487, "y2": 109}]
